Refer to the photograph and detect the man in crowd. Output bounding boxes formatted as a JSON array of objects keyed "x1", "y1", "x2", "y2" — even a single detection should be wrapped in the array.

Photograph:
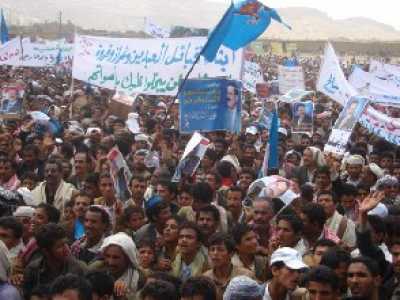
[
  {"x1": 23, "y1": 223, "x2": 86, "y2": 298},
  {"x1": 71, "y1": 205, "x2": 110, "y2": 264},
  {"x1": 196, "y1": 205, "x2": 220, "y2": 242},
  {"x1": 0, "y1": 216, "x2": 23, "y2": 259},
  {"x1": 263, "y1": 247, "x2": 308, "y2": 300},
  {"x1": 126, "y1": 175, "x2": 147, "y2": 208},
  {"x1": 299, "y1": 203, "x2": 340, "y2": 252},
  {"x1": 231, "y1": 223, "x2": 268, "y2": 282},
  {"x1": 32, "y1": 159, "x2": 76, "y2": 213},
  {"x1": 69, "y1": 150, "x2": 93, "y2": 189},
  {"x1": 303, "y1": 265, "x2": 340, "y2": 300},
  {"x1": 317, "y1": 192, "x2": 356, "y2": 249},
  {"x1": 203, "y1": 232, "x2": 253, "y2": 298},
  {"x1": 251, "y1": 198, "x2": 274, "y2": 252},
  {"x1": 171, "y1": 222, "x2": 208, "y2": 281},
  {"x1": 347, "y1": 257, "x2": 382, "y2": 300}
]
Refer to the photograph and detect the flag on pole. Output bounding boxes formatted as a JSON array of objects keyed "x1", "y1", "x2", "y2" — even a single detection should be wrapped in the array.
[
  {"x1": 202, "y1": 0, "x2": 290, "y2": 62},
  {"x1": 317, "y1": 43, "x2": 357, "y2": 106},
  {"x1": 260, "y1": 111, "x2": 279, "y2": 177},
  {"x1": 0, "y1": 9, "x2": 9, "y2": 44},
  {"x1": 268, "y1": 111, "x2": 279, "y2": 170}
]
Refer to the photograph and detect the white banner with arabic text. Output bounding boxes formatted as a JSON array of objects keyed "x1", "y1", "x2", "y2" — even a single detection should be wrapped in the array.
[
  {"x1": 359, "y1": 106, "x2": 400, "y2": 145},
  {"x1": 349, "y1": 67, "x2": 400, "y2": 104},
  {"x1": 0, "y1": 37, "x2": 73, "y2": 67},
  {"x1": 72, "y1": 35, "x2": 243, "y2": 96}
]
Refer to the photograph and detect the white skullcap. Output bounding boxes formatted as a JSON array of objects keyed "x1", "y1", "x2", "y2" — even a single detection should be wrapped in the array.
[
  {"x1": 157, "y1": 101, "x2": 167, "y2": 109},
  {"x1": 346, "y1": 155, "x2": 365, "y2": 166},
  {"x1": 223, "y1": 276, "x2": 262, "y2": 300},
  {"x1": 245, "y1": 126, "x2": 258, "y2": 135},
  {"x1": 221, "y1": 155, "x2": 241, "y2": 173},
  {"x1": 13, "y1": 206, "x2": 35, "y2": 218},
  {"x1": 278, "y1": 127, "x2": 288, "y2": 137}
]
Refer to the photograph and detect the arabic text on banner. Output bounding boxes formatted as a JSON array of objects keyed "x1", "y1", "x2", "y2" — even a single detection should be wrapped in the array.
[
  {"x1": 349, "y1": 67, "x2": 400, "y2": 104},
  {"x1": 278, "y1": 65, "x2": 305, "y2": 95},
  {"x1": 359, "y1": 106, "x2": 400, "y2": 146},
  {"x1": 324, "y1": 96, "x2": 370, "y2": 155},
  {"x1": 72, "y1": 35, "x2": 243, "y2": 96},
  {"x1": 0, "y1": 37, "x2": 73, "y2": 67},
  {"x1": 179, "y1": 79, "x2": 242, "y2": 134}
]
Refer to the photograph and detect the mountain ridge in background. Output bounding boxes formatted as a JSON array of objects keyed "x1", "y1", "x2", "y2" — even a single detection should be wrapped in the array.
[{"x1": 2, "y1": 0, "x2": 400, "y2": 41}]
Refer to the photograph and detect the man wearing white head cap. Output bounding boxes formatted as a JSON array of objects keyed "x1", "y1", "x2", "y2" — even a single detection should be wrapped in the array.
[
  {"x1": 262, "y1": 247, "x2": 308, "y2": 300},
  {"x1": 223, "y1": 275, "x2": 262, "y2": 300},
  {"x1": 343, "y1": 155, "x2": 365, "y2": 186},
  {"x1": 93, "y1": 232, "x2": 144, "y2": 299}
]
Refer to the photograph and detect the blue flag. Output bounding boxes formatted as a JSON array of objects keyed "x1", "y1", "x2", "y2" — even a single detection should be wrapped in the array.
[
  {"x1": 202, "y1": 0, "x2": 290, "y2": 62},
  {"x1": 268, "y1": 111, "x2": 279, "y2": 170},
  {"x1": 0, "y1": 9, "x2": 9, "y2": 44},
  {"x1": 259, "y1": 111, "x2": 279, "y2": 177}
]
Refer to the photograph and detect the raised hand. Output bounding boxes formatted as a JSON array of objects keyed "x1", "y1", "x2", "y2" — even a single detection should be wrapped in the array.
[{"x1": 358, "y1": 191, "x2": 385, "y2": 214}]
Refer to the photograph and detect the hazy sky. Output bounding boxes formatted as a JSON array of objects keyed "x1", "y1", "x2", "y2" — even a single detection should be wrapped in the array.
[{"x1": 210, "y1": 0, "x2": 400, "y2": 30}]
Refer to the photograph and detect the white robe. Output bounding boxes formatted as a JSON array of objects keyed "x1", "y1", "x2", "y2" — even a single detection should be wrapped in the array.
[{"x1": 326, "y1": 210, "x2": 356, "y2": 248}]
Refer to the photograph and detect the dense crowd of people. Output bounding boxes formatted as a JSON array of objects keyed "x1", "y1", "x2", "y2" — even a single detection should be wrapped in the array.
[{"x1": 0, "y1": 51, "x2": 399, "y2": 300}]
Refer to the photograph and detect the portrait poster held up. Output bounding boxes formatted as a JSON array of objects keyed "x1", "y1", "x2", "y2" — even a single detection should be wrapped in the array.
[
  {"x1": 0, "y1": 84, "x2": 24, "y2": 115},
  {"x1": 324, "y1": 96, "x2": 370, "y2": 155},
  {"x1": 258, "y1": 100, "x2": 277, "y2": 130},
  {"x1": 291, "y1": 101, "x2": 313, "y2": 134},
  {"x1": 256, "y1": 82, "x2": 270, "y2": 100},
  {"x1": 107, "y1": 146, "x2": 132, "y2": 202},
  {"x1": 179, "y1": 78, "x2": 242, "y2": 134},
  {"x1": 172, "y1": 132, "x2": 210, "y2": 182}
]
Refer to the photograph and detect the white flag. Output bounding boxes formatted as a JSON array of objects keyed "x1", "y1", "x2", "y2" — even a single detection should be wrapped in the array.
[
  {"x1": 144, "y1": 17, "x2": 170, "y2": 38},
  {"x1": 317, "y1": 43, "x2": 357, "y2": 106}
]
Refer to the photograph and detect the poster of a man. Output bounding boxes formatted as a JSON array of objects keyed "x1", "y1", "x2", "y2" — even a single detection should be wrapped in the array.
[
  {"x1": 292, "y1": 101, "x2": 313, "y2": 133},
  {"x1": 225, "y1": 82, "x2": 241, "y2": 133},
  {"x1": 256, "y1": 82, "x2": 269, "y2": 99},
  {"x1": 1, "y1": 86, "x2": 23, "y2": 114},
  {"x1": 259, "y1": 101, "x2": 277, "y2": 129},
  {"x1": 335, "y1": 97, "x2": 368, "y2": 131}
]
